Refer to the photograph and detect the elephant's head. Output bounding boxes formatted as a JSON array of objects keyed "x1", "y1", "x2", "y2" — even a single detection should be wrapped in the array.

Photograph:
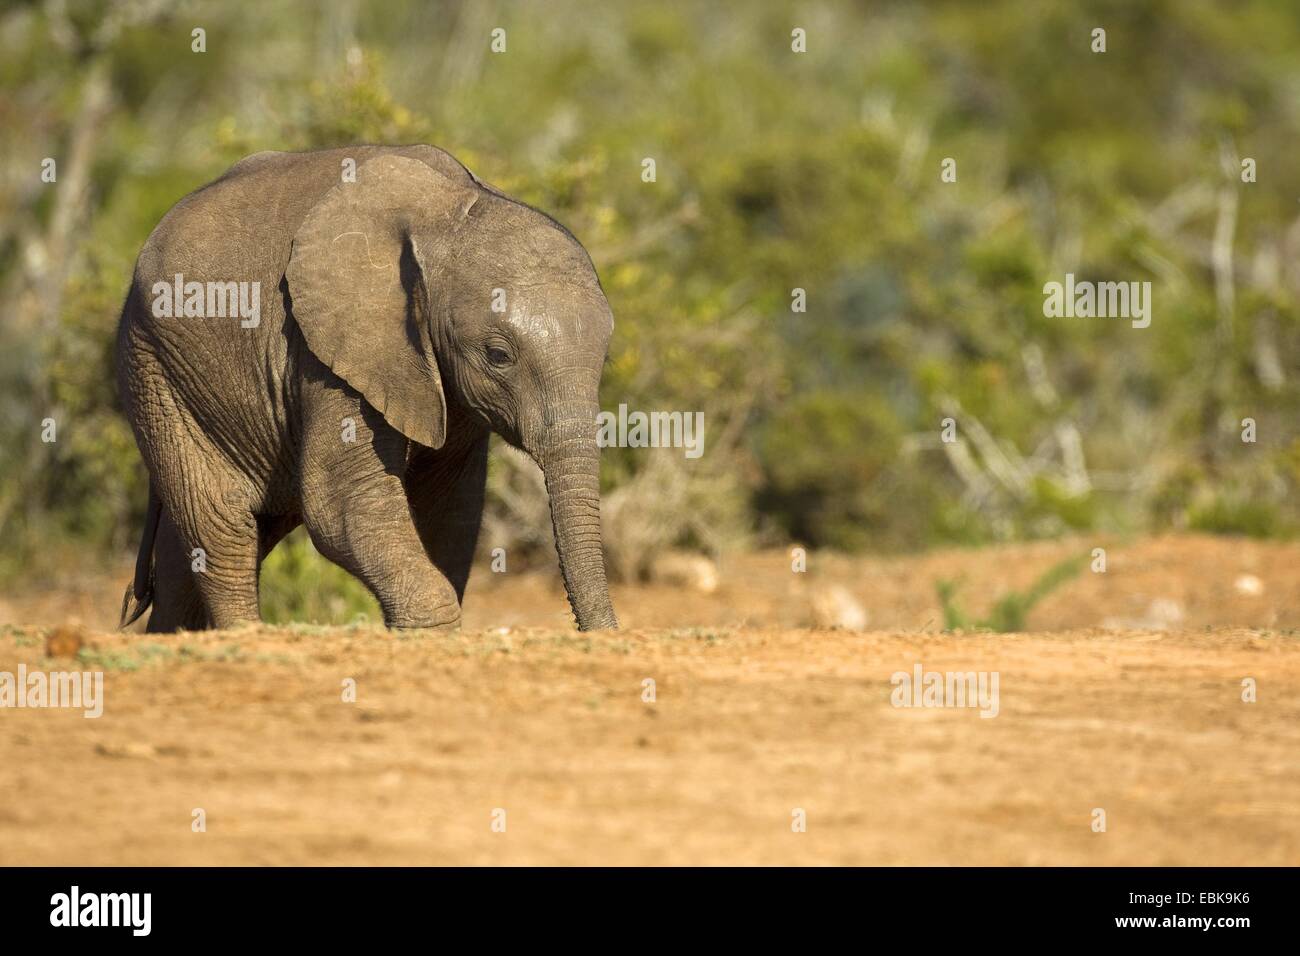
[{"x1": 286, "y1": 154, "x2": 618, "y2": 630}]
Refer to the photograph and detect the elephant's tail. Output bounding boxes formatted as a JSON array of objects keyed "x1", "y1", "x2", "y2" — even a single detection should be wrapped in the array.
[{"x1": 119, "y1": 485, "x2": 162, "y2": 629}]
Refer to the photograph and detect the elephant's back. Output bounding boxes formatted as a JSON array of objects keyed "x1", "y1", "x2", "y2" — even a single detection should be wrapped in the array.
[
  {"x1": 135, "y1": 150, "x2": 342, "y2": 290},
  {"x1": 119, "y1": 145, "x2": 479, "y2": 504},
  {"x1": 132, "y1": 144, "x2": 478, "y2": 318},
  {"x1": 124, "y1": 144, "x2": 481, "y2": 395},
  {"x1": 118, "y1": 151, "x2": 345, "y2": 498}
]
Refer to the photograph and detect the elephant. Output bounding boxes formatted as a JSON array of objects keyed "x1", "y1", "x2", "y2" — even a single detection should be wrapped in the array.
[{"x1": 116, "y1": 144, "x2": 619, "y2": 633}]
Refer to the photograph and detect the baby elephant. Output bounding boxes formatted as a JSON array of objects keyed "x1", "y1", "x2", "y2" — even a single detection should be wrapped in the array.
[{"x1": 117, "y1": 145, "x2": 618, "y2": 632}]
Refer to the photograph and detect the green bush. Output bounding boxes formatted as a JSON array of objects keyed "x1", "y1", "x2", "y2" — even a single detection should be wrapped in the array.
[
  {"x1": 0, "y1": 0, "x2": 1297, "y2": 612},
  {"x1": 938, "y1": 554, "x2": 1086, "y2": 633},
  {"x1": 756, "y1": 391, "x2": 904, "y2": 550},
  {"x1": 259, "y1": 529, "x2": 379, "y2": 626}
]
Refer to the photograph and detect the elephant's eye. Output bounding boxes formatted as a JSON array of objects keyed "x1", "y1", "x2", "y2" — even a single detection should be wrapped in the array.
[{"x1": 486, "y1": 345, "x2": 513, "y2": 367}]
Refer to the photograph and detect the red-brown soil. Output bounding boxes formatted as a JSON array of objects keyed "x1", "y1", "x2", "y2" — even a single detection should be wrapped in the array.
[{"x1": 1, "y1": 534, "x2": 1296, "y2": 864}]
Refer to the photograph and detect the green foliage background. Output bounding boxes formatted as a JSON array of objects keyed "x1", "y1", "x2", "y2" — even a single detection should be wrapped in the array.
[{"x1": 2, "y1": 0, "x2": 1298, "y2": 602}]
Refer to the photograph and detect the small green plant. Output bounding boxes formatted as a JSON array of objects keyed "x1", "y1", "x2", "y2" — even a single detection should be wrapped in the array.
[
  {"x1": 937, "y1": 555, "x2": 1086, "y2": 632},
  {"x1": 74, "y1": 642, "x2": 246, "y2": 671},
  {"x1": 1188, "y1": 498, "x2": 1283, "y2": 538},
  {"x1": 76, "y1": 642, "x2": 174, "y2": 671}
]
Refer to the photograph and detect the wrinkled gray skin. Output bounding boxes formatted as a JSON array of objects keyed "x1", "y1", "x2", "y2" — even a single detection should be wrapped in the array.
[{"x1": 117, "y1": 145, "x2": 618, "y2": 632}]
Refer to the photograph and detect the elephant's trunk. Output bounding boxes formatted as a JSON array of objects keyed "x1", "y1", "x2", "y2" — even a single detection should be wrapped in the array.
[{"x1": 534, "y1": 410, "x2": 618, "y2": 631}]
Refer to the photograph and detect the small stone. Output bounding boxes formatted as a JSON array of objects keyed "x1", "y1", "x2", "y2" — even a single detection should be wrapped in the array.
[
  {"x1": 810, "y1": 585, "x2": 869, "y2": 631},
  {"x1": 649, "y1": 552, "x2": 719, "y2": 593},
  {"x1": 94, "y1": 742, "x2": 157, "y2": 760},
  {"x1": 1146, "y1": 598, "x2": 1184, "y2": 628},
  {"x1": 45, "y1": 625, "x2": 85, "y2": 659},
  {"x1": 1234, "y1": 574, "x2": 1264, "y2": 597}
]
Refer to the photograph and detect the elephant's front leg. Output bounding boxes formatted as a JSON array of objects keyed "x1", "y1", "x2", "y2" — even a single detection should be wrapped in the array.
[
  {"x1": 299, "y1": 391, "x2": 461, "y2": 630},
  {"x1": 406, "y1": 430, "x2": 489, "y2": 604}
]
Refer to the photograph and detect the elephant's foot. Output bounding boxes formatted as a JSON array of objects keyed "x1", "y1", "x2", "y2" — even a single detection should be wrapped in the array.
[
  {"x1": 387, "y1": 612, "x2": 462, "y2": 632},
  {"x1": 169, "y1": 505, "x2": 263, "y2": 631},
  {"x1": 376, "y1": 572, "x2": 463, "y2": 631}
]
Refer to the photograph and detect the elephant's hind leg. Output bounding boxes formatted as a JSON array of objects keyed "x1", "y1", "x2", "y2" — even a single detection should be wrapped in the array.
[
  {"x1": 146, "y1": 511, "x2": 210, "y2": 632},
  {"x1": 145, "y1": 511, "x2": 296, "y2": 631},
  {"x1": 154, "y1": 482, "x2": 263, "y2": 630},
  {"x1": 190, "y1": 508, "x2": 262, "y2": 628}
]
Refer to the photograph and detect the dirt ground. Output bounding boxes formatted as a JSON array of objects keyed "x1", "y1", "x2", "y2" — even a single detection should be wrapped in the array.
[{"x1": 1, "y1": 534, "x2": 1297, "y2": 865}]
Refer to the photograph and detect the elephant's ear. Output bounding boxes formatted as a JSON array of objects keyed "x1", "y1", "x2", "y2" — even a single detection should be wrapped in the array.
[{"x1": 286, "y1": 154, "x2": 479, "y2": 449}]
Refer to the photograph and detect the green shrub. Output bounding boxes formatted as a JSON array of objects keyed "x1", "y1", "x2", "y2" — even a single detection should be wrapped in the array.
[
  {"x1": 938, "y1": 554, "x2": 1086, "y2": 633},
  {"x1": 259, "y1": 528, "x2": 379, "y2": 626}
]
